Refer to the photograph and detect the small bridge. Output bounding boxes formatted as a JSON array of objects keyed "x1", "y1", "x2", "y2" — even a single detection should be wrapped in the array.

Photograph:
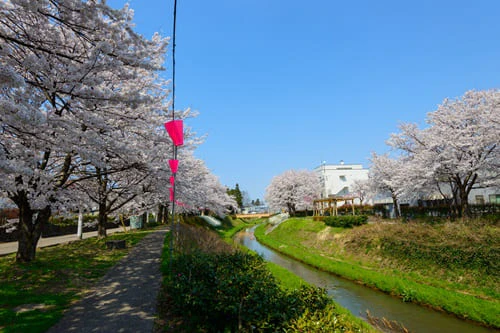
[{"x1": 235, "y1": 213, "x2": 271, "y2": 219}]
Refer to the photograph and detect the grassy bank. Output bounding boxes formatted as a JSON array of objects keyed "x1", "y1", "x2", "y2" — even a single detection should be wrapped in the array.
[
  {"x1": 217, "y1": 216, "x2": 262, "y2": 240},
  {"x1": 0, "y1": 230, "x2": 153, "y2": 333},
  {"x1": 156, "y1": 221, "x2": 378, "y2": 332},
  {"x1": 254, "y1": 217, "x2": 500, "y2": 328}
]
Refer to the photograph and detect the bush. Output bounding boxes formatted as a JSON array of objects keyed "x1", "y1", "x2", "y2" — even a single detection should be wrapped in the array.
[
  {"x1": 294, "y1": 210, "x2": 313, "y2": 217},
  {"x1": 164, "y1": 250, "x2": 333, "y2": 332},
  {"x1": 324, "y1": 215, "x2": 368, "y2": 228},
  {"x1": 160, "y1": 224, "x2": 349, "y2": 332},
  {"x1": 284, "y1": 303, "x2": 358, "y2": 332}
]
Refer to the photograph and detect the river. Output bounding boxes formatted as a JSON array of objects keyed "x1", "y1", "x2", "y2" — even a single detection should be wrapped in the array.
[{"x1": 234, "y1": 226, "x2": 497, "y2": 333}]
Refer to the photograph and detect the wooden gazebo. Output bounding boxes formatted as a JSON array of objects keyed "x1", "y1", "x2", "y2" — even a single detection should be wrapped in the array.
[{"x1": 313, "y1": 196, "x2": 358, "y2": 221}]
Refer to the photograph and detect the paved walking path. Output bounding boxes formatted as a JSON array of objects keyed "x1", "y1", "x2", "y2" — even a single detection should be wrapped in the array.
[
  {"x1": 46, "y1": 227, "x2": 168, "y2": 333},
  {"x1": 0, "y1": 227, "x2": 128, "y2": 256}
]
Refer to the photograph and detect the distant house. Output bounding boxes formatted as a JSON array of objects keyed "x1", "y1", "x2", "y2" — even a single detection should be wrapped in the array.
[{"x1": 313, "y1": 161, "x2": 369, "y2": 205}]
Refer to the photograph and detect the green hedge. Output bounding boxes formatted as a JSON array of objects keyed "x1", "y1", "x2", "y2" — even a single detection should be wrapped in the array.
[{"x1": 324, "y1": 215, "x2": 368, "y2": 228}]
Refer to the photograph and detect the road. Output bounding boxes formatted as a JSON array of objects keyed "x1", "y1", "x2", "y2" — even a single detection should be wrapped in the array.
[{"x1": 0, "y1": 227, "x2": 128, "y2": 256}]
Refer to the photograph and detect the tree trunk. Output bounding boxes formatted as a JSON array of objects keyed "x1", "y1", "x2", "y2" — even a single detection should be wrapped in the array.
[
  {"x1": 453, "y1": 173, "x2": 476, "y2": 219},
  {"x1": 97, "y1": 202, "x2": 107, "y2": 238},
  {"x1": 452, "y1": 189, "x2": 461, "y2": 218},
  {"x1": 391, "y1": 193, "x2": 400, "y2": 218},
  {"x1": 163, "y1": 204, "x2": 170, "y2": 224},
  {"x1": 14, "y1": 193, "x2": 51, "y2": 262},
  {"x1": 157, "y1": 204, "x2": 163, "y2": 224},
  {"x1": 459, "y1": 188, "x2": 470, "y2": 218}
]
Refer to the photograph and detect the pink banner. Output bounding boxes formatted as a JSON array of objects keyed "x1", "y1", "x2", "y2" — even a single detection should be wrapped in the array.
[
  {"x1": 169, "y1": 159, "x2": 179, "y2": 173},
  {"x1": 164, "y1": 120, "x2": 184, "y2": 146}
]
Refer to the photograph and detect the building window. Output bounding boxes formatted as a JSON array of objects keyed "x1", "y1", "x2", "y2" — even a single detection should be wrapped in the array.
[
  {"x1": 475, "y1": 195, "x2": 485, "y2": 205},
  {"x1": 489, "y1": 194, "x2": 500, "y2": 204},
  {"x1": 339, "y1": 175, "x2": 346, "y2": 181}
]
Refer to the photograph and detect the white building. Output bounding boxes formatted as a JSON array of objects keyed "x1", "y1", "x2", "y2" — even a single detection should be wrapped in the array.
[
  {"x1": 313, "y1": 161, "x2": 369, "y2": 204},
  {"x1": 313, "y1": 161, "x2": 499, "y2": 209}
]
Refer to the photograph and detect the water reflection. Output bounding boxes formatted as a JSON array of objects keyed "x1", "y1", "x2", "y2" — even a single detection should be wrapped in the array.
[{"x1": 234, "y1": 227, "x2": 496, "y2": 333}]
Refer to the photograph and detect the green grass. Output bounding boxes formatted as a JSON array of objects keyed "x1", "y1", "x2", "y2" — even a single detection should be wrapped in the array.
[
  {"x1": 265, "y1": 261, "x2": 308, "y2": 290},
  {"x1": 254, "y1": 218, "x2": 500, "y2": 329},
  {"x1": 216, "y1": 217, "x2": 262, "y2": 240},
  {"x1": 0, "y1": 230, "x2": 153, "y2": 333}
]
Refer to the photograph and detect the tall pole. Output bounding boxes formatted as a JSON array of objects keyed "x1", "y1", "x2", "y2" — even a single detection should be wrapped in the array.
[{"x1": 170, "y1": 0, "x2": 178, "y2": 263}]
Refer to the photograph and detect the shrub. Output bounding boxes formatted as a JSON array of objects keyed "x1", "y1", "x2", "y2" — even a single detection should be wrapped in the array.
[
  {"x1": 324, "y1": 215, "x2": 368, "y2": 228},
  {"x1": 284, "y1": 303, "x2": 358, "y2": 333},
  {"x1": 165, "y1": 250, "x2": 333, "y2": 332},
  {"x1": 161, "y1": 224, "x2": 345, "y2": 332},
  {"x1": 294, "y1": 210, "x2": 313, "y2": 217}
]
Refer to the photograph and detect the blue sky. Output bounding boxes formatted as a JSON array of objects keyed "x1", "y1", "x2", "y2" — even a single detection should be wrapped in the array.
[{"x1": 109, "y1": 0, "x2": 500, "y2": 201}]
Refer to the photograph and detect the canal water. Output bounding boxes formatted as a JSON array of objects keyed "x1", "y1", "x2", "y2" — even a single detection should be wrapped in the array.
[{"x1": 234, "y1": 227, "x2": 497, "y2": 333}]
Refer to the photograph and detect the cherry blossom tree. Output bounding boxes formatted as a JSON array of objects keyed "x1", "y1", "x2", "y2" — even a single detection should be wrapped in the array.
[
  {"x1": 67, "y1": 66, "x2": 179, "y2": 237},
  {"x1": 388, "y1": 90, "x2": 500, "y2": 217},
  {"x1": 0, "y1": 0, "x2": 168, "y2": 261},
  {"x1": 351, "y1": 179, "x2": 371, "y2": 205},
  {"x1": 174, "y1": 151, "x2": 237, "y2": 217},
  {"x1": 72, "y1": 162, "x2": 151, "y2": 236},
  {"x1": 125, "y1": 138, "x2": 237, "y2": 222},
  {"x1": 368, "y1": 153, "x2": 406, "y2": 218},
  {"x1": 265, "y1": 169, "x2": 320, "y2": 216}
]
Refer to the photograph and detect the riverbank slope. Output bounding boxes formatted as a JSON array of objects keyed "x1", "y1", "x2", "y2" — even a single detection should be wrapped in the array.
[{"x1": 254, "y1": 217, "x2": 499, "y2": 328}]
